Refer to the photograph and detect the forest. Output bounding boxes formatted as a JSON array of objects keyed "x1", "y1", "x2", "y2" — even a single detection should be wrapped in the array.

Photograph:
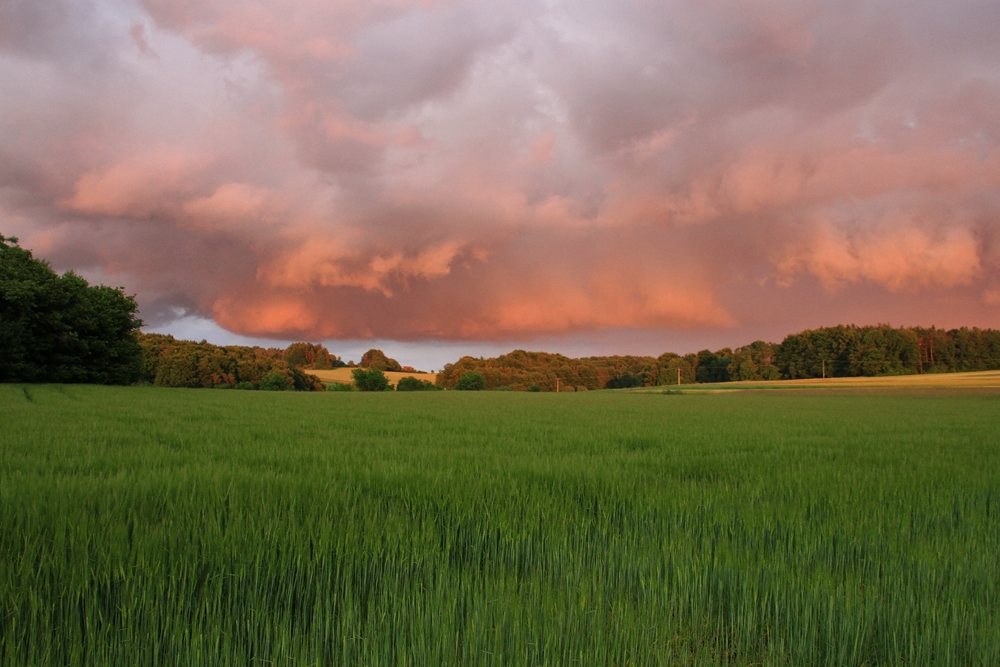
[
  {"x1": 436, "y1": 325, "x2": 1000, "y2": 390},
  {"x1": 138, "y1": 335, "x2": 348, "y2": 391}
]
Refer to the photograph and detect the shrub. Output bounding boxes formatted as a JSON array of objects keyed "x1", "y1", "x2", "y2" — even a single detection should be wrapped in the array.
[
  {"x1": 234, "y1": 381, "x2": 255, "y2": 390},
  {"x1": 397, "y1": 376, "x2": 440, "y2": 392},
  {"x1": 327, "y1": 382, "x2": 354, "y2": 392},
  {"x1": 352, "y1": 368, "x2": 390, "y2": 392},
  {"x1": 456, "y1": 372, "x2": 486, "y2": 391},
  {"x1": 527, "y1": 384, "x2": 542, "y2": 392},
  {"x1": 605, "y1": 373, "x2": 644, "y2": 389},
  {"x1": 396, "y1": 376, "x2": 423, "y2": 392},
  {"x1": 259, "y1": 371, "x2": 291, "y2": 391}
]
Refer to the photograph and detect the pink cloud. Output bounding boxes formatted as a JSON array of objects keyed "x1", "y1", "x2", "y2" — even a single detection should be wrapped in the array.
[
  {"x1": 777, "y1": 223, "x2": 982, "y2": 292},
  {"x1": 62, "y1": 148, "x2": 212, "y2": 218}
]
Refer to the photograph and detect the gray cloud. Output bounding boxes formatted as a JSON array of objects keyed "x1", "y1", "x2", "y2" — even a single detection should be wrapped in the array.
[{"x1": 2, "y1": 0, "x2": 1000, "y2": 348}]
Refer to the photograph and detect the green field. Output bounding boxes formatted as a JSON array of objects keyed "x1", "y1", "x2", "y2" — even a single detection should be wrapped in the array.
[{"x1": 2, "y1": 385, "x2": 999, "y2": 665}]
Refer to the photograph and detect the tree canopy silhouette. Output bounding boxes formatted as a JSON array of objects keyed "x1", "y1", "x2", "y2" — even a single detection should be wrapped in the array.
[{"x1": 1, "y1": 235, "x2": 143, "y2": 384}]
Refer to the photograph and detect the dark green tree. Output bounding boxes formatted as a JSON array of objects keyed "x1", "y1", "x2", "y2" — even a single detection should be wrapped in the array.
[
  {"x1": 352, "y1": 368, "x2": 390, "y2": 391},
  {"x1": 605, "y1": 373, "x2": 644, "y2": 389},
  {"x1": 259, "y1": 371, "x2": 291, "y2": 391},
  {"x1": 396, "y1": 376, "x2": 439, "y2": 391},
  {"x1": 1, "y1": 235, "x2": 143, "y2": 384},
  {"x1": 456, "y1": 372, "x2": 486, "y2": 390},
  {"x1": 728, "y1": 341, "x2": 781, "y2": 381},
  {"x1": 695, "y1": 350, "x2": 731, "y2": 383}
]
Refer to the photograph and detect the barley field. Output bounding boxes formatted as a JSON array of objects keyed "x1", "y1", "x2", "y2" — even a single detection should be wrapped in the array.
[
  {"x1": 310, "y1": 368, "x2": 438, "y2": 387},
  {"x1": 645, "y1": 369, "x2": 1000, "y2": 392},
  {"x1": 2, "y1": 384, "x2": 998, "y2": 665}
]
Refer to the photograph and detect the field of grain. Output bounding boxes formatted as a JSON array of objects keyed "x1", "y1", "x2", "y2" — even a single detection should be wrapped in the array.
[
  {"x1": 310, "y1": 367, "x2": 438, "y2": 387},
  {"x1": 643, "y1": 369, "x2": 1000, "y2": 392},
  {"x1": 2, "y1": 385, "x2": 999, "y2": 665}
]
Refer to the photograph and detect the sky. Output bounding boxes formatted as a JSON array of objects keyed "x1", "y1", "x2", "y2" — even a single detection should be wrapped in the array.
[{"x1": 3, "y1": 0, "x2": 1000, "y2": 370}]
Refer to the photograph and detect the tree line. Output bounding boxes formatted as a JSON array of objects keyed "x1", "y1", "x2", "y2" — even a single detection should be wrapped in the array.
[
  {"x1": 138, "y1": 334, "x2": 345, "y2": 391},
  {"x1": 435, "y1": 325, "x2": 1000, "y2": 390},
  {"x1": 776, "y1": 324, "x2": 1000, "y2": 378}
]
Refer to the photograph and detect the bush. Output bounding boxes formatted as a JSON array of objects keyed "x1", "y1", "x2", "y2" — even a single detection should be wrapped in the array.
[
  {"x1": 456, "y1": 372, "x2": 486, "y2": 391},
  {"x1": 396, "y1": 376, "x2": 440, "y2": 392},
  {"x1": 352, "y1": 368, "x2": 390, "y2": 392},
  {"x1": 527, "y1": 384, "x2": 542, "y2": 392},
  {"x1": 234, "y1": 381, "x2": 256, "y2": 390},
  {"x1": 327, "y1": 382, "x2": 354, "y2": 392},
  {"x1": 605, "y1": 373, "x2": 644, "y2": 389},
  {"x1": 259, "y1": 371, "x2": 291, "y2": 391}
]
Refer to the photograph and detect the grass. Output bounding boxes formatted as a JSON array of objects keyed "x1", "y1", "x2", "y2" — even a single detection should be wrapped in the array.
[{"x1": 2, "y1": 384, "x2": 999, "y2": 665}]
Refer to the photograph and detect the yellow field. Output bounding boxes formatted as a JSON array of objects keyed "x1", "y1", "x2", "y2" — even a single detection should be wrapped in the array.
[
  {"x1": 646, "y1": 369, "x2": 1000, "y2": 391},
  {"x1": 310, "y1": 368, "x2": 438, "y2": 387},
  {"x1": 314, "y1": 367, "x2": 999, "y2": 390}
]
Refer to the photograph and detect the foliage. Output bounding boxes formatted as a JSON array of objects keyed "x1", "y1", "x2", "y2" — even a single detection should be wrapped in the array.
[
  {"x1": 396, "y1": 376, "x2": 440, "y2": 391},
  {"x1": 0, "y1": 235, "x2": 143, "y2": 384},
  {"x1": 138, "y1": 333, "x2": 325, "y2": 391},
  {"x1": 435, "y1": 325, "x2": 1000, "y2": 389},
  {"x1": 436, "y1": 350, "x2": 663, "y2": 391},
  {"x1": 3, "y1": 385, "x2": 999, "y2": 665},
  {"x1": 327, "y1": 382, "x2": 354, "y2": 392},
  {"x1": 604, "y1": 373, "x2": 644, "y2": 389},
  {"x1": 283, "y1": 342, "x2": 345, "y2": 370},
  {"x1": 455, "y1": 371, "x2": 486, "y2": 391},
  {"x1": 352, "y1": 367, "x2": 390, "y2": 391},
  {"x1": 360, "y1": 348, "x2": 402, "y2": 372},
  {"x1": 727, "y1": 340, "x2": 781, "y2": 381},
  {"x1": 695, "y1": 349, "x2": 732, "y2": 383},
  {"x1": 656, "y1": 352, "x2": 698, "y2": 385},
  {"x1": 259, "y1": 371, "x2": 291, "y2": 391},
  {"x1": 773, "y1": 324, "x2": 1000, "y2": 379}
]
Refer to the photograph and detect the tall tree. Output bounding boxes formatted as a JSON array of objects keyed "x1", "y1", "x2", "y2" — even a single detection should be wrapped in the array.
[{"x1": 1, "y1": 235, "x2": 143, "y2": 384}]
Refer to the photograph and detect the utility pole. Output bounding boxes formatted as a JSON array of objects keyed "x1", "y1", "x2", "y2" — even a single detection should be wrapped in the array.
[
  {"x1": 677, "y1": 367, "x2": 681, "y2": 385},
  {"x1": 556, "y1": 378, "x2": 560, "y2": 393},
  {"x1": 822, "y1": 359, "x2": 826, "y2": 379}
]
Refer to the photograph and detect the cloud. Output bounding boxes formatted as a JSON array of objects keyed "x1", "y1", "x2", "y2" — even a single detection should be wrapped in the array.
[
  {"x1": 776, "y1": 222, "x2": 982, "y2": 292},
  {"x1": 3, "y1": 0, "x2": 1000, "y2": 347}
]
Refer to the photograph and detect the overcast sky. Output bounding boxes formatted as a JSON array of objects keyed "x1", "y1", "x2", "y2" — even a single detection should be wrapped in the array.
[{"x1": 3, "y1": 0, "x2": 1000, "y2": 368}]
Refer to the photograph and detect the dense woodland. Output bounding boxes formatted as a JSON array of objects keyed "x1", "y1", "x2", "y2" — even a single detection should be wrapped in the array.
[
  {"x1": 139, "y1": 334, "x2": 341, "y2": 391},
  {"x1": 436, "y1": 325, "x2": 1000, "y2": 390}
]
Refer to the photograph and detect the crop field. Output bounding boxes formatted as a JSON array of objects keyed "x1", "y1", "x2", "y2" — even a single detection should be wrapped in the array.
[
  {"x1": 647, "y1": 370, "x2": 1000, "y2": 392},
  {"x1": 310, "y1": 368, "x2": 439, "y2": 387},
  {"x1": 2, "y1": 385, "x2": 999, "y2": 665}
]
